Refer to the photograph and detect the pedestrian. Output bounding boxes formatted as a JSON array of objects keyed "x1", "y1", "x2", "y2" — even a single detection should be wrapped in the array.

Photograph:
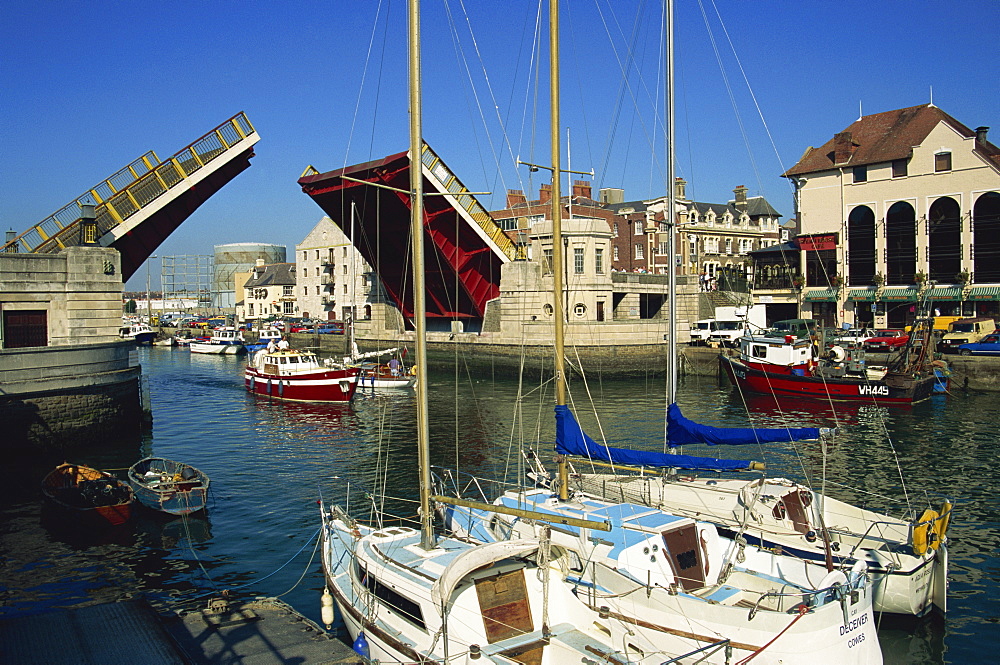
[
  {"x1": 266, "y1": 338, "x2": 277, "y2": 353},
  {"x1": 277, "y1": 335, "x2": 290, "y2": 350}
]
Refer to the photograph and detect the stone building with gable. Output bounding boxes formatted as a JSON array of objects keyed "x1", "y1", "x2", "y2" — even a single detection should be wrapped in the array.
[{"x1": 781, "y1": 103, "x2": 1000, "y2": 328}]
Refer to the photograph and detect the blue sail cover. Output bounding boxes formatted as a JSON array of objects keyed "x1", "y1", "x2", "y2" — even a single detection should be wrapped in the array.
[
  {"x1": 554, "y1": 405, "x2": 754, "y2": 472},
  {"x1": 667, "y1": 403, "x2": 821, "y2": 446}
]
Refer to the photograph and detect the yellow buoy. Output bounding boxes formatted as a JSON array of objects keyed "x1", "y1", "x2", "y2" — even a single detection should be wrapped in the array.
[
  {"x1": 321, "y1": 587, "x2": 335, "y2": 629},
  {"x1": 912, "y1": 508, "x2": 939, "y2": 555},
  {"x1": 933, "y1": 500, "x2": 953, "y2": 549}
]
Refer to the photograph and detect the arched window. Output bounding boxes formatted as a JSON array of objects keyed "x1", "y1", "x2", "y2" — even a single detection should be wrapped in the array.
[
  {"x1": 847, "y1": 206, "x2": 876, "y2": 286},
  {"x1": 974, "y1": 192, "x2": 1000, "y2": 282},
  {"x1": 927, "y1": 197, "x2": 962, "y2": 282},
  {"x1": 885, "y1": 201, "x2": 917, "y2": 285}
]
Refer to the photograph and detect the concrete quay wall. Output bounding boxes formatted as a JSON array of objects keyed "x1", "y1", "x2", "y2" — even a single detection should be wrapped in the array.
[
  {"x1": 282, "y1": 330, "x2": 1000, "y2": 390},
  {"x1": 0, "y1": 342, "x2": 143, "y2": 454}
]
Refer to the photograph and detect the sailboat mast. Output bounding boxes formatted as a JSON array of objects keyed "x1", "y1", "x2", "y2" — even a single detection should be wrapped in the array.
[
  {"x1": 666, "y1": 0, "x2": 678, "y2": 416},
  {"x1": 550, "y1": 0, "x2": 570, "y2": 501},
  {"x1": 409, "y1": 0, "x2": 434, "y2": 550}
]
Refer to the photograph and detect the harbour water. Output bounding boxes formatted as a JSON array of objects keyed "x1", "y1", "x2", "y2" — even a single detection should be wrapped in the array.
[{"x1": 1, "y1": 345, "x2": 997, "y2": 664}]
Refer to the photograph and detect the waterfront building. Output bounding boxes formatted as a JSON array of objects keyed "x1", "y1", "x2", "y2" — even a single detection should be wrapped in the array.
[
  {"x1": 242, "y1": 261, "x2": 297, "y2": 324},
  {"x1": 294, "y1": 216, "x2": 383, "y2": 324},
  {"x1": 213, "y1": 243, "x2": 286, "y2": 309},
  {"x1": 780, "y1": 103, "x2": 1000, "y2": 328},
  {"x1": 0, "y1": 246, "x2": 142, "y2": 450}
]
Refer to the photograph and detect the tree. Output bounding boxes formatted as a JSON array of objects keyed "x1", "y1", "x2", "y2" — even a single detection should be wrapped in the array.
[{"x1": 124, "y1": 299, "x2": 137, "y2": 314}]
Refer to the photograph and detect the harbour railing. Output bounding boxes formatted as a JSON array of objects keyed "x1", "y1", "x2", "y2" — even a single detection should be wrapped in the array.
[{"x1": 3, "y1": 113, "x2": 256, "y2": 254}]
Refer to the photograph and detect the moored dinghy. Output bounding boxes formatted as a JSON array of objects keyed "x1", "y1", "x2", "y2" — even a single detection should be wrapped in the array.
[
  {"x1": 41, "y1": 463, "x2": 134, "y2": 526},
  {"x1": 127, "y1": 457, "x2": 210, "y2": 515}
]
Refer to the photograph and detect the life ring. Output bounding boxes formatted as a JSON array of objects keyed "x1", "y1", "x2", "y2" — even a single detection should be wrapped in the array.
[
  {"x1": 409, "y1": 365, "x2": 418, "y2": 376},
  {"x1": 933, "y1": 501, "x2": 953, "y2": 548},
  {"x1": 912, "y1": 508, "x2": 940, "y2": 555}
]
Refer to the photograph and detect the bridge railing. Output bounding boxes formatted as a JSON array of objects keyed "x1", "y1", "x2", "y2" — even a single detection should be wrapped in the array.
[
  {"x1": 4, "y1": 113, "x2": 256, "y2": 254},
  {"x1": 420, "y1": 144, "x2": 516, "y2": 261}
]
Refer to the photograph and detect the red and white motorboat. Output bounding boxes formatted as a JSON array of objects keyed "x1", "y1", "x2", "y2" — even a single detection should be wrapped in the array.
[
  {"x1": 245, "y1": 348, "x2": 359, "y2": 402},
  {"x1": 720, "y1": 316, "x2": 947, "y2": 405}
]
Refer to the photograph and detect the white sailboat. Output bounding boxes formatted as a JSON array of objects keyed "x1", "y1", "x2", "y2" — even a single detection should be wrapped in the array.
[
  {"x1": 318, "y1": 2, "x2": 719, "y2": 662},
  {"x1": 439, "y1": 0, "x2": 883, "y2": 661}
]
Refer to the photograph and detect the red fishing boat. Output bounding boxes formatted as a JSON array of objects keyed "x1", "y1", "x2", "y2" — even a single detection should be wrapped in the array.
[
  {"x1": 245, "y1": 348, "x2": 359, "y2": 402},
  {"x1": 720, "y1": 315, "x2": 947, "y2": 405}
]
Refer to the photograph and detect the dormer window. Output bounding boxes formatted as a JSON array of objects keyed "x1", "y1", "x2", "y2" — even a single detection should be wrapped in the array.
[
  {"x1": 935, "y1": 152, "x2": 952, "y2": 172},
  {"x1": 892, "y1": 158, "x2": 908, "y2": 178}
]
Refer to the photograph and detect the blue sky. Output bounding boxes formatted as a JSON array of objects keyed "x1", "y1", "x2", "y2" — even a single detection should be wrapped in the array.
[{"x1": 1, "y1": 1, "x2": 996, "y2": 290}]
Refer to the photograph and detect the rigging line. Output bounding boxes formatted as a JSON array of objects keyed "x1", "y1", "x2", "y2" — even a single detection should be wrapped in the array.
[
  {"x1": 708, "y1": 0, "x2": 794, "y2": 194},
  {"x1": 342, "y1": 0, "x2": 390, "y2": 170},
  {"x1": 695, "y1": 0, "x2": 765, "y2": 198},
  {"x1": 276, "y1": 527, "x2": 323, "y2": 598},
  {"x1": 449, "y1": 0, "x2": 535, "y2": 200},
  {"x1": 592, "y1": 0, "x2": 662, "y2": 187},
  {"x1": 441, "y1": 0, "x2": 505, "y2": 196}
]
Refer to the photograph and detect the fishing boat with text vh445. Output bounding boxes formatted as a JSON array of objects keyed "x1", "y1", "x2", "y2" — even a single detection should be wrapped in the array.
[
  {"x1": 719, "y1": 312, "x2": 948, "y2": 405},
  {"x1": 245, "y1": 347, "x2": 359, "y2": 402}
]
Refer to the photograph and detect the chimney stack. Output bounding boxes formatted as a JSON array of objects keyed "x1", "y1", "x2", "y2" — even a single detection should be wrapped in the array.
[
  {"x1": 572, "y1": 180, "x2": 592, "y2": 200},
  {"x1": 539, "y1": 183, "x2": 552, "y2": 204},
  {"x1": 674, "y1": 177, "x2": 687, "y2": 200},
  {"x1": 976, "y1": 126, "x2": 990, "y2": 143},
  {"x1": 506, "y1": 189, "x2": 527, "y2": 208},
  {"x1": 833, "y1": 132, "x2": 856, "y2": 164},
  {"x1": 733, "y1": 185, "x2": 748, "y2": 212}
]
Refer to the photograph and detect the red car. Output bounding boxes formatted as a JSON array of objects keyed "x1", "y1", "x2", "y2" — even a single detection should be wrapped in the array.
[{"x1": 863, "y1": 329, "x2": 909, "y2": 352}]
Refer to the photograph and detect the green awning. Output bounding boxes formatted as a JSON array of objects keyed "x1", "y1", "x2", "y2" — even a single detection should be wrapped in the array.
[
  {"x1": 804, "y1": 288, "x2": 837, "y2": 302},
  {"x1": 847, "y1": 288, "x2": 878, "y2": 302},
  {"x1": 968, "y1": 286, "x2": 1000, "y2": 301},
  {"x1": 927, "y1": 287, "x2": 964, "y2": 300},
  {"x1": 879, "y1": 287, "x2": 920, "y2": 302}
]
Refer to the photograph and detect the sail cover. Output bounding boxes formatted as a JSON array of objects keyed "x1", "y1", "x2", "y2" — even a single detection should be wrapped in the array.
[
  {"x1": 554, "y1": 405, "x2": 754, "y2": 472},
  {"x1": 667, "y1": 403, "x2": 822, "y2": 446}
]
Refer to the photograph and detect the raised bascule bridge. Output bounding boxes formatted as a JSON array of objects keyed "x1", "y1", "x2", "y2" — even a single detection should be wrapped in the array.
[
  {"x1": 298, "y1": 143, "x2": 515, "y2": 330},
  {"x1": 2, "y1": 113, "x2": 259, "y2": 281}
]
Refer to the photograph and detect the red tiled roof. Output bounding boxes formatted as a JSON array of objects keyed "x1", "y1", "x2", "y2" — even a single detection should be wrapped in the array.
[{"x1": 784, "y1": 104, "x2": 1000, "y2": 176}]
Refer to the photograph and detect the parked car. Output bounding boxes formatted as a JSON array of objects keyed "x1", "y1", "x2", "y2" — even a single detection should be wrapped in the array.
[
  {"x1": 938, "y1": 317, "x2": 997, "y2": 353},
  {"x1": 957, "y1": 332, "x2": 1000, "y2": 356},
  {"x1": 863, "y1": 329, "x2": 909, "y2": 352},
  {"x1": 315, "y1": 322, "x2": 345, "y2": 335},
  {"x1": 833, "y1": 327, "x2": 878, "y2": 346}
]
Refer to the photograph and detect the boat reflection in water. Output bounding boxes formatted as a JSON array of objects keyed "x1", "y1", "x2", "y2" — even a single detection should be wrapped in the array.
[{"x1": 134, "y1": 511, "x2": 213, "y2": 549}]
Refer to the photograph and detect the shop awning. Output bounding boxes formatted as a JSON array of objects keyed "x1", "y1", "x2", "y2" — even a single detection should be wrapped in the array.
[
  {"x1": 968, "y1": 286, "x2": 1000, "y2": 301},
  {"x1": 847, "y1": 288, "x2": 878, "y2": 302},
  {"x1": 879, "y1": 287, "x2": 920, "y2": 302},
  {"x1": 803, "y1": 288, "x2": 837, "y2": 302},
  {"x1": 927, "y1": 287, "x2": 964, "y2": 300}
]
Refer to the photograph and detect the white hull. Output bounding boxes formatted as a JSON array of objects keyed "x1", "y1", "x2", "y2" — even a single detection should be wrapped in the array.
[
  {"x1": 190, "y1": 342, "x2": 242, "y2": 354},
  {"x1": 320, "y1": 507, "x2": 712, "y2": 664},
  {"x1": 567, "y1": 473, "x2": 950, "y2": 615},
  {"x1": 442, "y1": 489, "x2": 882, "y2": 664}
]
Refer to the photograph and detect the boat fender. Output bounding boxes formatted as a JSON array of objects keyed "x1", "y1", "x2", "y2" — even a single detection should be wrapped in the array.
[
  {"x1": 320, "y1": 587, "x2": 335, "y2": 629},
  {"x1": 278, "y1": 381, "x2": 284, "y2": 397},
  {"x1": 934, "y1": 500, "x2": 953, "y2": 547},
  {"x1": 352, "y1": 631, "x2": 370, "y2": 658},
  {"x1": 912, "y1": 508, "x2": 940, "y2": 555},
  {"x1": 249, "y1": 375, "x2": 255, "y2": 391},
  {"x1": 829, "y1": 345, "x2": 846, "y2": 362},
  {"x1": 266, "y1": 379, "x2": 272, "y2": 395}
]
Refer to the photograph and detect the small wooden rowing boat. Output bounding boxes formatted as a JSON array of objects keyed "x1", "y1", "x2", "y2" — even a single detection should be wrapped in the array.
[
  {"x1": 127, "y1": 457, "x2": 210, "y2": 515},
  {"x1": 41, "y1": 463, "x2": 134, "y2": 526}
]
